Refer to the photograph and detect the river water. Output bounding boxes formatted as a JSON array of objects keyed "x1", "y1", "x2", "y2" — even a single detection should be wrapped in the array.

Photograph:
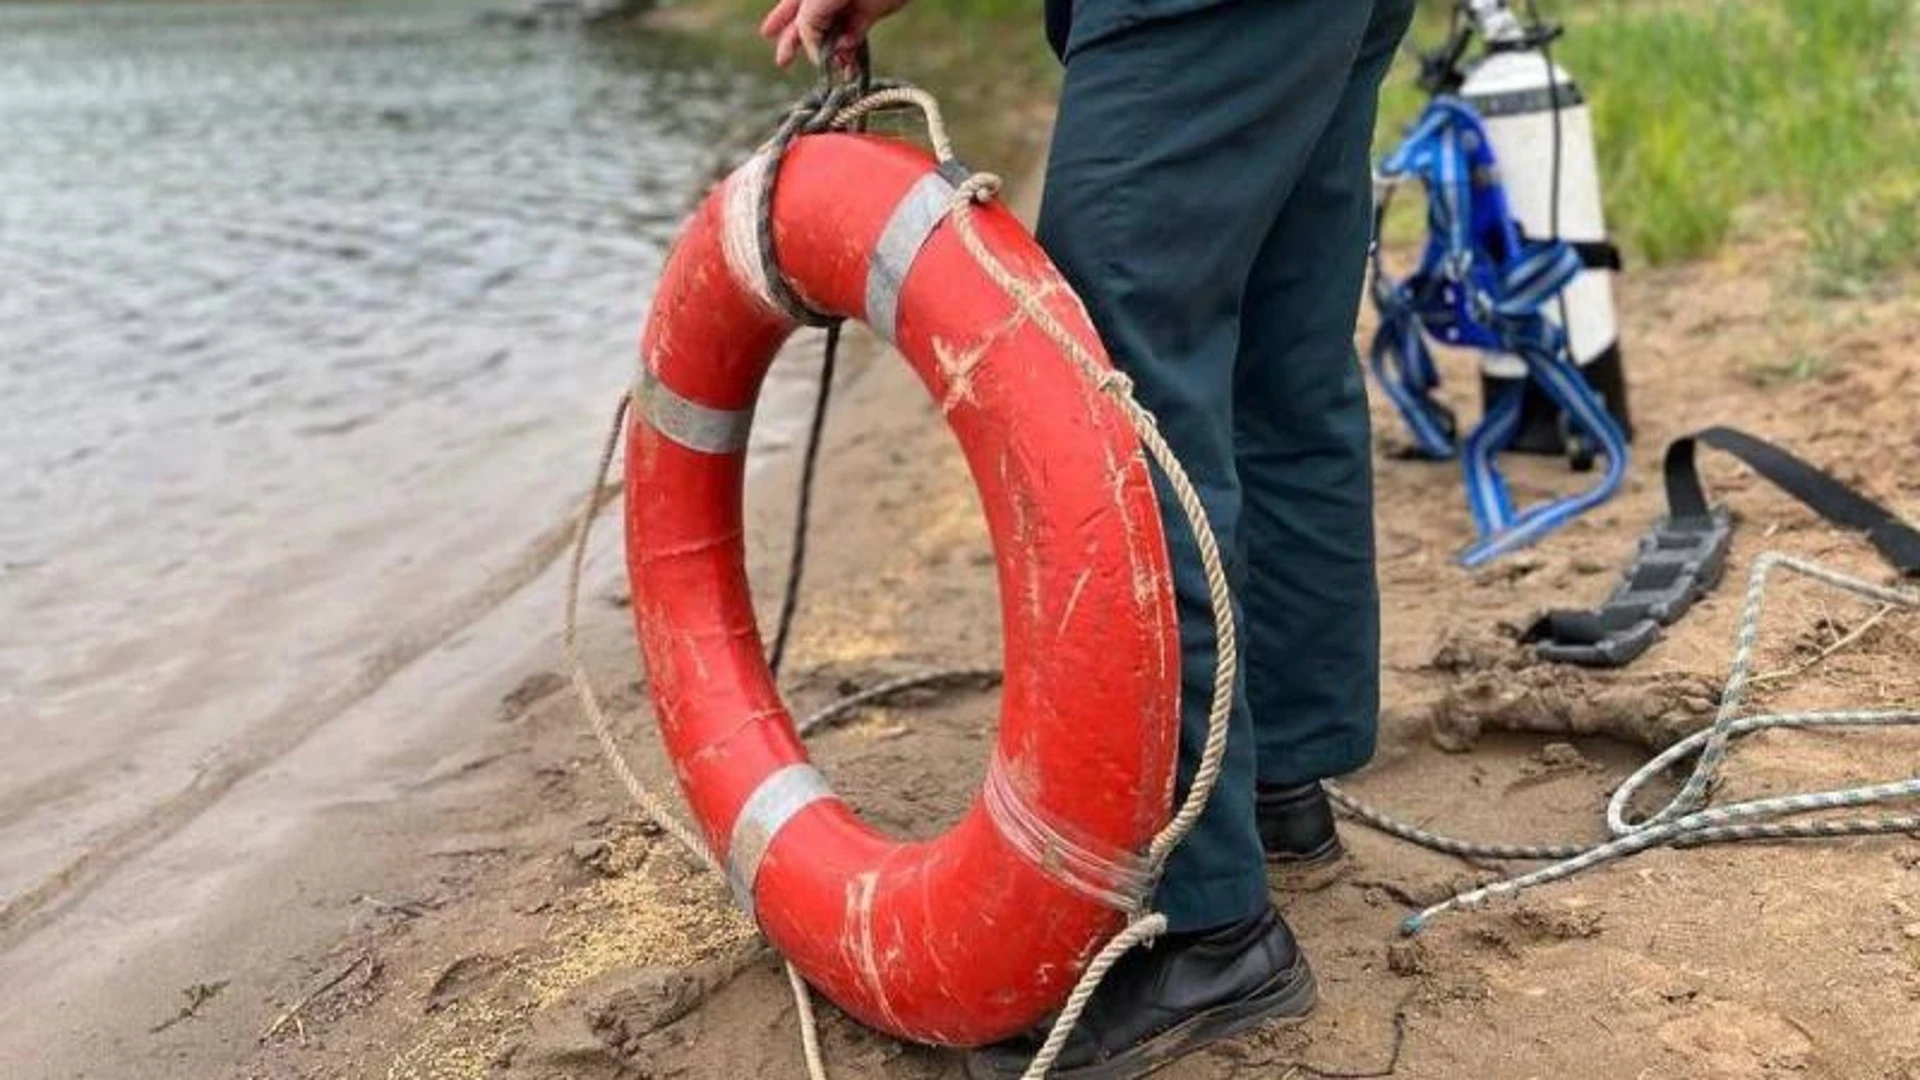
[{"x1": 0, "y1": 1, "x2": 789, "y2": 932}]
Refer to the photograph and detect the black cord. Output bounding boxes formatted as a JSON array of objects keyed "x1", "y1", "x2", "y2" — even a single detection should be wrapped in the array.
[
  {"x1": 765, "y1": 41, "x2": 872, "y2": 679},
  {"x1": 1528, "y1": 0, "x2": 1594, "y2": 469},
  {"x1": 1530, "y1": 1, "x2": 1566, "y2": 259},
  {"x1": 1534, "y1": 5, "x2": 1574, "y2": 355},
  {"x1": 767, "y1": 322, "x2": 839, "y2": 678}
]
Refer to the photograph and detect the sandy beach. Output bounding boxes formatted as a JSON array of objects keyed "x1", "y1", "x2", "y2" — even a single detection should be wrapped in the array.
[{"x1": 197, "y1": 168, "x2": 1920, "y2": 1080}]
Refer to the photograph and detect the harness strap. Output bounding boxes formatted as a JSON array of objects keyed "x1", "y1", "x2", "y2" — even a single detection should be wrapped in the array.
[
  {"x1": 1369, "y1": 96, "x2": 1629, "y2": 566},
  {"x1": 1514, "y1": 225, "x2": 1623, "y2": 273},
  {"x1": 1567, "y1": 238, "x2": 1622, "y2": 272},
  {"x1": 1458, "y1": 307, "x2": 1628, "y2": 566},
  {"x1": 1527, "y1": 427, "x2": 1920, "y2": 667},
  {"x1": 1367, "y1": 282, "x2": 1457, "y2": 460}
]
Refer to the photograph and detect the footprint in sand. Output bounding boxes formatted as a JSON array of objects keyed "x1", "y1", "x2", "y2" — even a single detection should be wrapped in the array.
[{"x1": 1656, "y1": 999, "x2": 1813, "y2": 1079}]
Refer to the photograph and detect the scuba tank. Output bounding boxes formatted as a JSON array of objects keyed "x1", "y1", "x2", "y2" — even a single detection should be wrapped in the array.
[
  {"x1": 1448, "y1": 0, "x2": 1632, "y2": 461},
  {"x1": 1368, "y1": 0, "x2": 1634, "y2": 563}
]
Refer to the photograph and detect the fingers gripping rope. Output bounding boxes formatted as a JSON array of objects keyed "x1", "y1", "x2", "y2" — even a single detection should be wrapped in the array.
[{"x1": 564, "y1": 83, "x2": 1243, "y2": 1080}]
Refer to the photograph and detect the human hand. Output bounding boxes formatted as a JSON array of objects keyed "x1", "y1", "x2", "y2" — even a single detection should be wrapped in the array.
[{"x1": 759, "y1": 0, "x2": 912, "y2": 68}]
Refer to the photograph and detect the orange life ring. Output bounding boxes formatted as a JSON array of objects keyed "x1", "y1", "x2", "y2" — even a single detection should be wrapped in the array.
[{"x1": 625, "y1": 133, "x2": 1179, "y2": 1047}]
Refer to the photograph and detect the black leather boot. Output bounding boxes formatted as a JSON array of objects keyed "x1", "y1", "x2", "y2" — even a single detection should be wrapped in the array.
[
  {"x1": 963, "y1": 908, "x2": 1316, "y2": 1080},
  {"x1": 1256, "y1": 782, "x2": 1343, "y2": 868}
]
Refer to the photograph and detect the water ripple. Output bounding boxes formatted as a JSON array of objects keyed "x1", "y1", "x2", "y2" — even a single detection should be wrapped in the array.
[{"x1": 0, "y1": 0, "x2": 783, "y2": 913}]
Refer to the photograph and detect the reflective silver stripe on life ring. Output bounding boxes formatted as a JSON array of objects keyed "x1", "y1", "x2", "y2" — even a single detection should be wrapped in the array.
[
  {"x1": 726, "y1": 763, "x2": 839, "y2": 921},
  {"x1": 633, "y1": 365, "x2": 754, "y2": 455},
  {"x1": 981, "y1": 755, "x2": 1155, "y2": 913},
  {"x1": 865, "y1": 171, "x2": 958, "y2": 345}
]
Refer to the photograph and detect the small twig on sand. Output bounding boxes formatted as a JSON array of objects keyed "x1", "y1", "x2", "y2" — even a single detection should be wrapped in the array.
[
  {"x1": 1347, "y1": 878, "x2": 1426, "y2": 911},
  {"x1": 428, "y1": 844, "x2": 511, "y2": 858},
  {"x1": 150, "y1": 980, "x2": 230, "y2": 1034},
  {"x1": 1274, "y1": 993, "x2": 1412, "y2": 1080},
  {"x1": 357, "y1": 894, "x2": 433, "y2": 919},
  {"x1": 260, "y1": 954, "x2": 375, "y2": 1044},
  {"x1": 1748, "y1": 604, "x2": 1896, "y2": 688}
]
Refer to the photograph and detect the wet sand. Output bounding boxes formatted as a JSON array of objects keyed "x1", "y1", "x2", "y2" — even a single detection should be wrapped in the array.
[
  {"x1": 0, "y1": 0, "x2": 773, "y2": 917},
  {"x1": 0, "y1": 4, "x2": 805, "y2": 1074}
]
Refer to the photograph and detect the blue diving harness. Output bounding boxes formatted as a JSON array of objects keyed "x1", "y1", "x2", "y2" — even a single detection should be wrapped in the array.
[{"x1": 1368, "y1": 97, "x2": 1629, "y2": 567}]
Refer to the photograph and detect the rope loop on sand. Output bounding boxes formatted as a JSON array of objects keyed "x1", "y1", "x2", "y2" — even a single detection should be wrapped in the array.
[{"x1": 1328, "y1": 552, "x2": 1920, "y2": 934}]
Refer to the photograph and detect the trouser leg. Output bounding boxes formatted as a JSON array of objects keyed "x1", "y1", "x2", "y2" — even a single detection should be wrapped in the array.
[
  {"x1": 1036, "y1": 0, "x2": 1375, "y2": 932},
  {"x1": 1234, "y1": 0, "x2": 1413, "y2": 787}
]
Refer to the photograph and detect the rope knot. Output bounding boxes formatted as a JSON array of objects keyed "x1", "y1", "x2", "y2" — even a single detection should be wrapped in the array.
[{"x1": 958, "y1": 172, "x2": 1003, "y2": 204}]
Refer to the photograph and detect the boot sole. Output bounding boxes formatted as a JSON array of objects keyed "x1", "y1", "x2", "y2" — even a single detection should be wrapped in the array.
[
  {"x1": 965, "y1": 953, "x2": 1318, "y2": 1080},
  {"x1": 1266, "y1": 838, "x2": 1347, "y2": 892},
  {"x1": 1264, "y1": 835, "x2": 1344, "y2": 870}
]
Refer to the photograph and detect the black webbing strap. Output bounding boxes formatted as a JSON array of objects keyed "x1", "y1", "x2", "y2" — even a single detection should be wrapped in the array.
[
  {"x1": 1525, "y1": 426, "x2": 1920, "y2": 667},
  {"x1": 1568, "y1": 238, "x2": 1623, "y2": 272},
  {"x1": 1667, "y1": 427, "x2": 1920, "y2": 575},
  {"x1": 1514, "y1": 226, "x2": 1623, "y2": 273}
]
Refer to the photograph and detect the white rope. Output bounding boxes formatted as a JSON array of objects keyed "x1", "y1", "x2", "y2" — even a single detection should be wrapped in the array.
[
  {"x1": 562, "y1": 393, "x2": 834, "y2": 1080},
  {"x1": 827, "y1": 85, "x2": 957, "y2": 163},
  {"x1": 787, "y1": 957, "x2": 831, "y2": 1080},
  {"x1": 1324, "y1": 552, "x2": 1920, "y2": 933},
  {"x1": 563, "y1": 394, "x2": 718, "y2": 874}
]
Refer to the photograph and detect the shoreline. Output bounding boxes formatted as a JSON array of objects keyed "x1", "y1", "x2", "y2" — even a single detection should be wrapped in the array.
[{"x1": 0, "y1": 4, "x2": 877, "y2": 1071}]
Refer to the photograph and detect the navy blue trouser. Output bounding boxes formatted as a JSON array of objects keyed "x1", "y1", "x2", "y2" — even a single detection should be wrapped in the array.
[{"x1": 1037, "y1": 0, "x2": 1414, "y2": 931}]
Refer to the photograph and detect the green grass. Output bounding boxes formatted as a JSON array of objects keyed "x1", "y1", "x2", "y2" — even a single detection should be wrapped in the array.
[
  {"x1": 861, "y1": 1, "x2": 1059, "y2": 166},
  {"x1": 671, "y1": 0, "x2": 1920, "y2": 282},
  {"x1": 1382, "y1": 0, "x2": 1920, "y2": 283},
  {"x1": 653, "y1": 0, "x2": 1058, "y2": 168},
  {"x1": 1744, "y1": 348, "x2": 1831, "y2": 387}
]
